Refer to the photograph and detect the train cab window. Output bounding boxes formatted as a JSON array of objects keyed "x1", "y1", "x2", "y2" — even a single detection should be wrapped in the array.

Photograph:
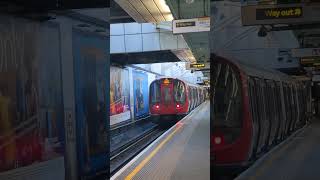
[
  {"x1": 150, "y1": 81, "x2": 160, "y2": 104},
  {"x1": 213, "y1": 63, "x2": 242, "y2": 129},
  {"x1": 163, "y1": 86, "x2": 172, "y2": 104},
  {"x1": 174, "y1": 80, "x2": 186, "y2": 104}
]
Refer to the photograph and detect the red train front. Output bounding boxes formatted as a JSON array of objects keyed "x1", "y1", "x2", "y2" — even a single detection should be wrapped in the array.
[{"x1": 149, "y1": 77, "x2": 204, "y2": 125}]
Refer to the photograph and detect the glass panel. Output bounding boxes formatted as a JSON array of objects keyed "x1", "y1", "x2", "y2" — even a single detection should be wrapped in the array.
[
  {"x1": 150, "y1": 82, "x2": 160, "y2": 104},
  {"x1": 213, "y1": 63, "x2": 242, "y2": 128},
  {"x1": 174, "y1": 80, "x2": 186, "y2": 104},
  {"x1": 163, "y1": 86, "x2": 172, "y2": 104}
]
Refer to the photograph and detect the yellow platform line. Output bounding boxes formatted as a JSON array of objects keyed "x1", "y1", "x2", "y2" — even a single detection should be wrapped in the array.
[{"x1": 125, "y1": 125, "x2": 182, "y2": 180}]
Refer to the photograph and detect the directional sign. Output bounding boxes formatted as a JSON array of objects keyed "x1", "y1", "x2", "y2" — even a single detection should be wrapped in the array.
[
  {"x1": 241, "y1": 3, "x2": 320, "y2": 25},
  {"x1": 190, "y1": 63, "x2": 205, "y2": 68},
  {"x1": 292, "y1": 48, "x2": 320, "y2": 58},
  {"x1": 256, "y1": 7, "x2": 302, "y2": 20},
  {"x1": 172, "y1": 17, "x2": 210, "y2": 34},
  {"x1": 186, "y1": 63, "x2": 210, "y2": 70}
]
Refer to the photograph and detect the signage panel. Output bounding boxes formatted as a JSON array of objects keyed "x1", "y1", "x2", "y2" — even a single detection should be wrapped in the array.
[
  {"x1": 186, "y1": 62, "x2": 210, "y2": 70},
  {"x1": 190, "y1": 63, "x2": 206, "y2": 68},
  {"x1": 241, "y1": 3, "x2": 320, "y2": 25},
  {"x1": 173, "y1": 17, "x2": 210, "y2": 34},
  {"x1": 256, "y1": 7, "x2": 302, "y2": 20},
  {"x1": 292, "y1": 48, "x2": 320, "y2": 58}
]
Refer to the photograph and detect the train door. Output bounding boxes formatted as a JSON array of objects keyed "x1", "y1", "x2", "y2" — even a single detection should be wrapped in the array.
[
  {"x1": 284, "y1": 85, "x2": 292, "y2": 135},
  {"x1": 267, "y1": 80, "x2": 278, "y2": 146},
  {"x1": 278, "y1": 82, "x2": 287, "y2": 139},
  {"x1": 187, "y1": 86, "x2": 192, "y2": 111},
  {"x1": 264, "y1": 81, "x2": 272, "y2": 147},
  {"x1": 248, "y1": 77, "x2": 260, "y2": 159},
  {"x1": 254, "y1": 78, "x2": 264, "y2": 155},
  {"x1": 274, "y1": 82, "x2": 283, "y2": 142},
  {"x1": 291, "y1": 85, "x2": 298, "y2": 130},
  {"x1": 189, "y1": 86, "x2": 194, "y2": 111},
  {"x1": 261, "y1": 80, "x2": 270, "y2": 151},
  {"x1": 288, "y1": 85, "x2": 295, "y2": 133},
  {"x1": 173, "y1": 80, "x2": 187, "y2": 113},
  {"x1": 256, "y1": 79, "x2": 268, "y2": 152},
  {"x1": 160, "y1": 79, "x2": 174, "y2": 114}
]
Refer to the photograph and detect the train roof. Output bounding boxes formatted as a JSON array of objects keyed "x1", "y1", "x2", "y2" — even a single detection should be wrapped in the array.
[{"x1": 214, "y1": 55, "x2": 296, "y2": 83}]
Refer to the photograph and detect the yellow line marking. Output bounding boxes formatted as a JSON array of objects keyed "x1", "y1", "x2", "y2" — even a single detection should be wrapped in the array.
[{"x1": 125, "y1": 125, "x2": 182, "y2": 180}]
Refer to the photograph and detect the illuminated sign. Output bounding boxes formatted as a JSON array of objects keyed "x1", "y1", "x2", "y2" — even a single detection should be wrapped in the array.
[
  {"x1": 186, "y1": 62, "x2": 209, "y2": 70},
  {"x1": 173, "y1": 17, "x2": 210, "y2": 34},
  {"x1": 176, "y1": 21, "x2": 196, "y2": 28},
  {"x1": 256, "y1": 7, "x2": 302, "y2": 20},
  {"x1": 190, "y1": 63, "x2": 205, "y2": 68},
  {"x1": 241, "y1": 3, "x2": 320, "y2": 25},
  {"x1": 163, "y1": 78, "x2": 170, "y2": 84},
  {"x1": 300, "y1": 58, "x2": 320, "y2": 67}
]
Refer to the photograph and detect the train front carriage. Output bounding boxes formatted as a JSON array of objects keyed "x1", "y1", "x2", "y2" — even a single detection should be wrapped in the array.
[
  {"x1": 212, "y1": 55, "x2": 312, "y2": 175},
  {"x1": 212, "y1": 59, "x2": 252, "y2": 171},
  {"x1": 149, "y1": 78, "x2": 189, "y2": 124},
  {"x1": 149, "y1": 78, "x2": 205, "y2": 126}
]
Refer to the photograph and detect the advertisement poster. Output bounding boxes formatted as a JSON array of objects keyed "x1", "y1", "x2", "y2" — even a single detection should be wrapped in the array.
[
  {"x1": 73, "y1": 29, "x2": 108, "y2": 176},
  {"x1": 38, "y1": 24, "x2": 65, "y2": 161},
  {"x1": 110, "y1": 66, "x2": 131, "y2": 125},
  {"x1": 0, "y1": 21, "x2": 64, "y2": 173},
  {"x1": 133, "y1": 70, "x2": 149, "y2": 118}
]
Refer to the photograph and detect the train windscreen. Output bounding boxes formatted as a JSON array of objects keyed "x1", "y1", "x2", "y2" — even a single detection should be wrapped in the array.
[
  {"x1": 213, "y1": 62, "x2": 242, "y2": 142},
  {"x1": 150, "y1": 81, "x2": 160, "y2": 104}
]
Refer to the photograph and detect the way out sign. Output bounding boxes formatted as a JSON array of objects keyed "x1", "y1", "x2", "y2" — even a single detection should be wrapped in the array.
[{"x1": 172, "y1": 17, "x2": 210, "y2": 34}]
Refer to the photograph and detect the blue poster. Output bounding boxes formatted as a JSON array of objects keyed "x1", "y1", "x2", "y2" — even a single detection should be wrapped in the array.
[
  {"x1": 73, "y1": 29, "x2": 109, "y2": 177},
  {"x1": 133, "y1": 70, "x2": 149, "y2": 118}
]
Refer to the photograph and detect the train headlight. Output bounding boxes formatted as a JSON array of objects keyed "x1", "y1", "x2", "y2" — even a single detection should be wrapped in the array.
[
  {"x1": 214, "y1": 137, "x2": 222, "y2": 145},
  {"x1": 176, "y1": 104, "x2": 180, "y2": 108},
  {"x1": 155, "y1": 105, "x2": 159, "y2": 109}
]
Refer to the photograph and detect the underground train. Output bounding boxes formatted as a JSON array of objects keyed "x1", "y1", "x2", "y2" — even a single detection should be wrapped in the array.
[
  {"x1": 149, "y1": 77, "x2": 206, "y2": 125},
  {"x1": 211, "y1": 55, "x2": 312, "y2": 174}
]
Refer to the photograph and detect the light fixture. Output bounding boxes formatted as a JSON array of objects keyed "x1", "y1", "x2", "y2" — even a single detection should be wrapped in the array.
[
  {"x1": 186, "y1": 0, "x2": 194, "y2": 4},
  {"x1": 214, "y1": 137, "x2": 222, "y2": 145}
]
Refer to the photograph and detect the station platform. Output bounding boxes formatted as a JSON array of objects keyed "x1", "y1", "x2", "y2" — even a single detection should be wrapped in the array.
[
  {"x1": 235, "y1": 118, "x2": 320, "y2": 180},
  {"x1": 111, "y1": 101, "x2": 210, "y2": 180}
]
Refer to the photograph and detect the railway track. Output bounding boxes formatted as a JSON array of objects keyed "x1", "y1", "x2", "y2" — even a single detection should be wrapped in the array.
[{"x1": 110, "y1": 126, "x2": 164, "y2": 175}]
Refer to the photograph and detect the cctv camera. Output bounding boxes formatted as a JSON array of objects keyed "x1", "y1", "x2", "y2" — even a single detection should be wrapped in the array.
[{"x1": 258, "y1": 26, "x2": 268, "y2": 37}]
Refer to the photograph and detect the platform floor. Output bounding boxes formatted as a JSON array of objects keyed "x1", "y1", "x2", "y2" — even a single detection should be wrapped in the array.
[
  {"x1": 111, "y1": 101, "x2": 210, "y2": 180},
  {"x1": 236, "y1": 118, "x2": 320, "y2": 180}
]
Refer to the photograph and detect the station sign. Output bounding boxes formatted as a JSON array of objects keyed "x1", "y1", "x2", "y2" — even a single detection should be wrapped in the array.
[
  {"x1": 241, "y1": 3, "x2": 320, "y2": 25},
  {"x1": 256, "y1": 7, "x2": 302, "y2": 20},
  {"x1": 172, "y1": 17, "x2": 210, "y2": 34},
  {"x1": 291, "y1": 48, "x2": 320, "y2": 58},
  {"x1": 300, "y1": 58, "x2": 320, "y2": 67},
  {"x1": 186, "y1": 63, "x2": 210, "y2": 70}
]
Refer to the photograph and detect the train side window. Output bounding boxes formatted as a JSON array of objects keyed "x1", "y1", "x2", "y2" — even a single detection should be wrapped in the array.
[
  {"x1": 213, "y1": 63, "x2": 242, "y2": 128},
  {"x1": 150, "y1": 81, "x2": 160, "y2": 104},
  {"x1": 173, "y1": 80, "x2": 186, "y2": 104}
]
